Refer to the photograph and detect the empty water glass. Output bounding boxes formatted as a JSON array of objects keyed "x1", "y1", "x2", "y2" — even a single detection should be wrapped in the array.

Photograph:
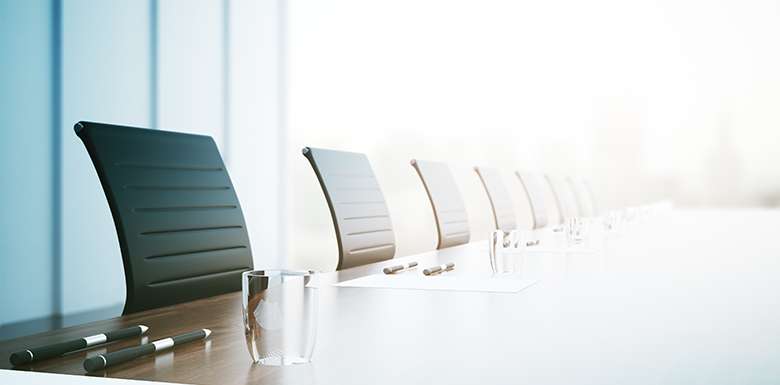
[
  {"x1": 603, "y1": 211, "x2": 623, "y2": 233},
  {"x1": 565, "y1": 217, "x2": 589, "y2": 246},
  {"x1": 242, "y1": 269, "x2": 320, "y2": 365},
  {"x1": 489, "y1": 230, "x2": 527, "y2": 274},
  {"x1": 624, "y1": 207, "x2": 639, "y2": 225}
]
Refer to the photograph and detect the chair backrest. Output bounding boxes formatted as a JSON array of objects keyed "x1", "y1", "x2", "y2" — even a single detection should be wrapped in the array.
[
  {"x1": 474, "y1": 167, "x2": 516, "y2": 230},
  {"x1": 582, "y1": 177, "x2": 602, "y2": 216},
  {"x1": 75, "y1": 121, "x2": 254, "y2": 315},
  {"x1": 410, "y1": 159, "x2": 470, "y2": 249},
  {"x1": 302, "y1": 147, "x2": 395, "y2": 270},
  {"x1": 545, "y1": 174, "x2": 577, "y2": 223},
  {"x1": 515, "y1": 171, "x2": 549, "y2": 229},
  {"x1": 566, "y1": 175, "x2": 591, "y2": 217}
]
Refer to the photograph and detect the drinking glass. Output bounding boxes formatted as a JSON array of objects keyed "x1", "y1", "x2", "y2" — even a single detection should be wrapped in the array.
[
  {"x1": 242, "y1": 269, "x2": 320, "y2": 365},
  {"x1": 489, "y1": 230, "x2": 526, "y2": 274},
  {"x1": 640, "y1": 204, "x2": 654, "y2": 222},
  {"x1": 624, "y1": 207, "x2": 639, "y2": 225},
  {"x1": 603, "y1": 211, "x2": 623, "y2": 233},
  {"x1": 565, "y1": 217, "x2": 589, "y2": 246}
]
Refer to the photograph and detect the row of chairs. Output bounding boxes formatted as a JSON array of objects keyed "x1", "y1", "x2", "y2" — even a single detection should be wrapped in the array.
[
  {"x1": 478, "y1": 168, "x2": 601, "y2": 230},
  {"x1": 74, "y1": 121, "x2": 601, "y2": 315},
  {"x1": 304, "y1": 148, "x2": 602, "y2": 270}
]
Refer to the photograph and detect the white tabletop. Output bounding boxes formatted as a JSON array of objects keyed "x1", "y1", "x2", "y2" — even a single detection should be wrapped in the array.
[
  {"x1": 3, "y1": 209, "x2": 778, "y2": 384},
  {"x1": 310, "y1": 209, "x2": 780, "y2": 384}
]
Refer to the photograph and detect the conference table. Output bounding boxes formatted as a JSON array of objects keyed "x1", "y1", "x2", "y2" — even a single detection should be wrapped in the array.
[{"x1": 2, "y1": 209, "x2": 779, "y2": 384}]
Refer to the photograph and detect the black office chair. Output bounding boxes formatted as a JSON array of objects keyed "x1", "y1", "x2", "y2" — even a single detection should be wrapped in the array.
[
  {"x1": 75, "y1": 121, "x2": 254, "y2": 314},
  {"x1": 302, "y1": 147, "x2": 395, "y2": 270}
]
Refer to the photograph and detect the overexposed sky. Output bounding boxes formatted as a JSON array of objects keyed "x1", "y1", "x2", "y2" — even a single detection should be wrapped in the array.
[{"x1": 286, "y1": 0, "x2": 780, "y2": 270}]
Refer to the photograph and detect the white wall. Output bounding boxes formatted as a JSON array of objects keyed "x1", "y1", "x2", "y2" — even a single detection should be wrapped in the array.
[{"x1": 286, "y1": 0, "x2": 780, "y2": 272}]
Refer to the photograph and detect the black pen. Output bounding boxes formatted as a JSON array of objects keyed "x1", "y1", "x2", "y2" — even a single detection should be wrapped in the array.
[
  {"x1": 83, "y1": 329, "x2": 211, "y2": 372},
  {"x1": 383, "y1": 261, "x2": 418, "y2": 274},
  {"x1": 423, "y1": 262, "x2": 455, "y2": 276},
  {"x1": 10, "y1": 325, "x2": 148, "y2": 366}
]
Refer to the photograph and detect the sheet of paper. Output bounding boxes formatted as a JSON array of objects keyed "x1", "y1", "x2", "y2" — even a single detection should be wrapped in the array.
[
  {"x1": 333, "y1": 275, "x2": 539, "y2": 293},
  {"x1": 526, "y1": 246, "x2": 602, "y2": 254},
  {"x1": 589, "y1": 232, "x2": 629, "y2": 236},
  {"x1": 475, "y1": 246, "x2": 602, "y2": 254}
]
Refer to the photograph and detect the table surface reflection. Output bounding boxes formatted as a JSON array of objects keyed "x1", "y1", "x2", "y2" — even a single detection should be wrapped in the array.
[{"x1": 2, "y1": 209, "x2": 779, "y2": 384}]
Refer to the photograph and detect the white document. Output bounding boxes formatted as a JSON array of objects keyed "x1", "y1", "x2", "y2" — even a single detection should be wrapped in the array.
[
  {"x1": 475, "y1": 246, "x2": 602, "y2": 254},
  {"x1": 333, "y1": 275, "x2": 539, "y2": 294},
  {"x1": 526, "y1": 246, "x2": 602, "y2": 254}
]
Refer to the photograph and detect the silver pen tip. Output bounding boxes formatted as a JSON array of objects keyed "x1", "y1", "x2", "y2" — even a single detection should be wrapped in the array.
[
  {"x1": 139, "y1": 325, "x2": 149, "y2": 333},
  {"x1": 203, "y1": 329, "x2": 212, "y2": 338}
]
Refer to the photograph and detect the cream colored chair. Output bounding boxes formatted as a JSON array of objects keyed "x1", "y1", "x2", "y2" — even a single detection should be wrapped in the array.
[
  {"x1": 411, "y1": 159, "x2": 470, "y2": 249},
  {"x1": 566, "y1": 175, "x2": 591, "y2": 217},
  {"x1": 582, "y1": 177, "x2": 602, "y2": 217},
  {"x1": 545, "y1": 174, "x2": 577, "y2": 223},
  {"x1": 474, "y1": 167, "x2": 516, "y2": 230},
  {"x1": 515, "y1": 171, "x2": 549, "y2": 230},
  {"x1": 303, "y1": 147, "x2": 395, "y2": 270}
]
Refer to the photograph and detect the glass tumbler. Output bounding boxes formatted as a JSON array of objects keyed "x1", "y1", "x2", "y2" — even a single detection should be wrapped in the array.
[
  {"x1": 489, "y1": 230, "x2": 527, "y2": 274},
  {"x1": 603, "y1": 211, "x2": 623, "y2": 233},
  {"x1": 624, "y1": 207, "x2": 639, "y2": 225},
  {"x1": 565, "y1": 217, "x2": 590, "y2": 246},
  {"x1": 242, "y1": 269, "x2": 320, "y2": 365}
]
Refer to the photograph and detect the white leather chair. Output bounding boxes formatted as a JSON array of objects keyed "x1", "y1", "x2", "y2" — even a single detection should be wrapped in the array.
[
  {"x1": 303, "y1": 147, "x2": 395, "y2": 270},
  {"x1": 566, "y1": 175, "x2": 591, "y2": 217},
  {"x1": 474, "y1": 166, "x2": 516, "y2": 230},
  {"x1": 582, "y1": 177, "x2": 602, "y2": 217},
  {"x1": 545, "y1": 174, "x2": 577, "y2": 223},
  {"x1": 515, "y1": 171, "x2": 549, "y2": 229},
  {"x1": 411, "y1": 159, "x2": 470, "y2": 249}
]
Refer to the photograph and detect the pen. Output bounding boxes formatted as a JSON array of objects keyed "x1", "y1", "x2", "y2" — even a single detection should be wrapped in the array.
[
  {"x1": 423, "y1": 262, "x2": 455, "y2": 276},
  {"x1": 10, "y1": 325, "x2": 148, "y2": 366},
  {"x1": 383, "y1": 261, "x2": 418, "y2": 274},
  {"x1": 83, "y1": 329, "x2": 211, "y2": 372}
]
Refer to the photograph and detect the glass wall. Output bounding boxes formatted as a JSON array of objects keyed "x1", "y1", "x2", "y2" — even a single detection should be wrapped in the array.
[
  {"x1": 286, "y1": 0, "x2": 780, "y2": 271},
  {"x1": 0, "y1": 0, "x2": 285, "y2": 339}
]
